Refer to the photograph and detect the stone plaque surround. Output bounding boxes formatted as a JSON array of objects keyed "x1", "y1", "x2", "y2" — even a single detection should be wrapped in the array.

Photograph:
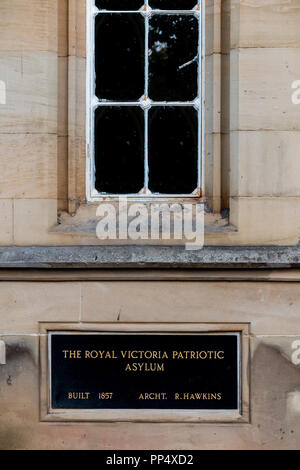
[{"x1": 40, "y1": 322, "x2": 250, "y2": 423}]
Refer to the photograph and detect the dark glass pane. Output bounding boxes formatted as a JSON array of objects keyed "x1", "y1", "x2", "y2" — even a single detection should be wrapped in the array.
[
  {"x1": 149, "y1": 15, "x2": 198, "y2": 101},
  {"x1": 96, "y1": 0, "x2": 144, "y2": 10},
  {"x1": 95, "y1": 107, "x2": 144, "y2": 194},
  {"x1": 149, "y1": 107, "x2": 198, "y2": 194},
  {"x1": 95, "y1": 14, "x2": 145, "y2": 101},
  {"x1": 150, "y1": 0, "x2": 197, "y2": 9}
]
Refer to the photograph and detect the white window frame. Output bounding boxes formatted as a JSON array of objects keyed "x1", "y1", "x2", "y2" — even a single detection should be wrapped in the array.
[{"x1": 86, "y1": 0, "x2": 206, "y2": 202}]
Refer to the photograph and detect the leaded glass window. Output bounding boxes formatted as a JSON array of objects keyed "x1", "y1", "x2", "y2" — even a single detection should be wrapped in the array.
[{"x1": 87, "y1": 1, "x2": 204, "y2": 199}]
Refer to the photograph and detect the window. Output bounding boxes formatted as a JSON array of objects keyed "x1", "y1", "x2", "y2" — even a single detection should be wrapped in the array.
[{"x1": 86, "y1": 0, "x2": 205, "y2": 200}]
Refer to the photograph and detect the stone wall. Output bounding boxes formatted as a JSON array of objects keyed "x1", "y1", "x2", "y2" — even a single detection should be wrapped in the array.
[
  {"x1": 0, "y1": 0, "x2": 300, "y2": 245},
  {"x1": 1, "y1": 0, "x2": 300, "y2": 451},
  {"x1": 0, "y1": 278, "x2": 300, "y2": 449}
]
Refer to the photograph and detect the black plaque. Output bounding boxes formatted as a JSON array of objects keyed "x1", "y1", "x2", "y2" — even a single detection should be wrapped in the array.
[{"x1": 50, "y1": 333, "x2": 239, "y2": 410}]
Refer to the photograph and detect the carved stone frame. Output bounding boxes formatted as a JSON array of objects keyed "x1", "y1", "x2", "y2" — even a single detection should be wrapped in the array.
[
  {"x1": 39, "y1": 321, "x2": 250, "y2": 423},
  {"x1": 58, "y1": 0, "x2": 230, "y2": 215}
]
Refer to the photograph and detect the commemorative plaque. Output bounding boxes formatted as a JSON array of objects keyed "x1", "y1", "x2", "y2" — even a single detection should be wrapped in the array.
[{"x1": 50, "y1": 333, "x2": 239, "y2": 411}]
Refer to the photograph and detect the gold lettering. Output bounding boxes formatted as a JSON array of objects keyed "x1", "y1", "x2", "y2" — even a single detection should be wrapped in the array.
[
  {"x1": 67, "y1": 392, "x2": 90, "y2": 400},
  {"x1": 124, "y1": 362, "x2": 165, "y2": 372},
  {"x1": 63, "y1": 350, "x2": 81, "y2": 359},
  {"x1": 84, "y1": 350, "x2": 118, "y2": 359},
  {"x1": 139, "y1": 392, "x2": 167, "y2": 400},
  {"x1": 174, "y1": 392, "x2": 222, "y2": 400},
  {"x1": 172, "y1": 350, "x2": 225, "y2": 360}
]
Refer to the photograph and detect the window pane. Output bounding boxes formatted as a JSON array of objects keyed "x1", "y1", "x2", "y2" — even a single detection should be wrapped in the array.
[
  {"x1": 148, "y1": 107, "x2": 198, "y2": 194},
  {"x1": 96, "y1": 0, "x2": 144, "y2": 10},
  {"x1": 95, "y1": 14, "x2": 145, "y2": 101},
  {"x1": 149, "y1": 15, "x2": 198, "y2": 101},
  {"x1": 150, "y1": 0, "x2": 197, "y2": 9},
  {"x1": 95, "y1": 107, "x2": 145, "y2": 194}
]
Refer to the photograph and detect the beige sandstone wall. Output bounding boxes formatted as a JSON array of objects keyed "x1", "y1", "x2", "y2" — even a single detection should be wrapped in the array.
[
  {"x1": 0, "y1": 1, "x2": 299, "y2": 245},
  {"x1": 228, "y1": 0, "x2": 300, "y2": 243},
  {"x1": 1, "y1": 1, "x2": 300, "y2": 451},
  {"x1": 0, "y1": 0, "x2": 59, "y2": 245},
  {"x1": 0, "y1": 279, "x2": 300, "y2": 449}
]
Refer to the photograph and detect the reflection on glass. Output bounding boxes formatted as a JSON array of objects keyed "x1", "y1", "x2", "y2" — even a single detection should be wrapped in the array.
[
  {"x1": 95, "y1": 14, "x2": 145, "y2": 101},
  {"x1": 149, "y1": 107, "x2": 198, "y2": 194},
  {"x1": 149, "y1": 15, "x2": 198, "y2": 101},
  {"x1": 95, "y1": 107, "x2": 144, "y2": 194},
  {"x1": 95, "y1": 0, "x2": 144, "y2": 10},
  {"x1": 150, "y1": 0, "x2": 197, "y2": 9}
]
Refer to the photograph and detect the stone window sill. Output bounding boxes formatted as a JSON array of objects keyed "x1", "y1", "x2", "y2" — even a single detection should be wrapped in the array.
[
  {"x1": 52, "y1": 202, "x2": 237, "y2": 239},
  {"x1": 1, "y1": 246, "x2": 300, "y2": 269}
]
